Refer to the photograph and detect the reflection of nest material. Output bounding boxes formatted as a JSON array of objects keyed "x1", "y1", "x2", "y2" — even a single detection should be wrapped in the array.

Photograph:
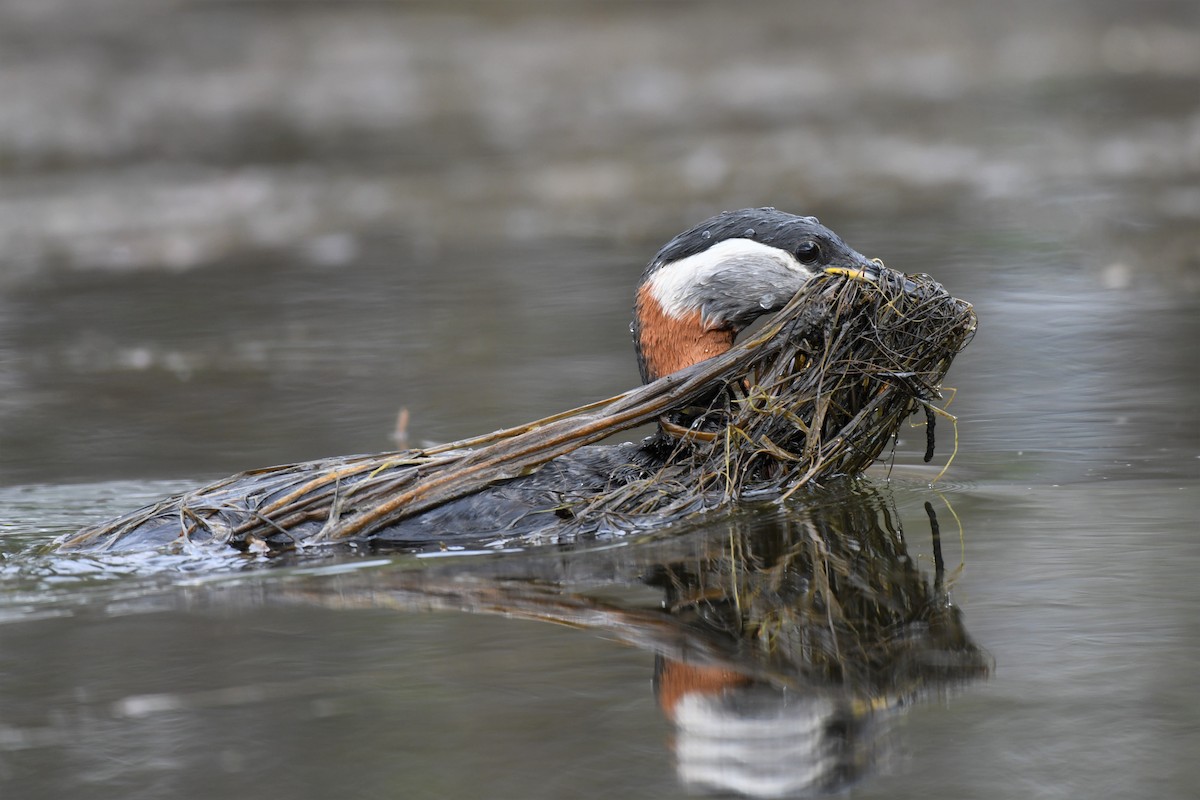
[
  {"x1": 61, "y1": 268, "x2": 975, "y2": 551},
  {"x1": 247, "y1": 487, "x2": 988, "y2": 700},
  {"x1": 648, "y1": 496, "x2": 988, "y2": 701}
]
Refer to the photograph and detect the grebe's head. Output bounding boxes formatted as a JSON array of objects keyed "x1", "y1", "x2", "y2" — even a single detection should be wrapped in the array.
[{"x1": 633, "y1": 207, "x2": 878, "y2": 383}]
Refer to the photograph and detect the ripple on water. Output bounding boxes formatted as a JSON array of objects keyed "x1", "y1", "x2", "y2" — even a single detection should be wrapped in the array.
[{"x1": 0, "y1": 480, "x2": 253, "y2": 616}]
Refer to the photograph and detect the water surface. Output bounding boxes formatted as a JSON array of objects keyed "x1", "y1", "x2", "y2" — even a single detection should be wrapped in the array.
[{"x1": 1, "y1": 1, "x2": 1198, "y2": 798}]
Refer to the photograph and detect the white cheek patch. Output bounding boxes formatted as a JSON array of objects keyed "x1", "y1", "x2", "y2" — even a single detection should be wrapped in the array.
[{"x1": 645, "y1": 238, "x2": 807, "y2": 321}]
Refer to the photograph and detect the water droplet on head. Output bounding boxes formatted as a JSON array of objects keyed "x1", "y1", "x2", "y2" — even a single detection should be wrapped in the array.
[
  {"x1": 628, "y1": 321, "x2": 636, "y2": 334},
  {"x1": 701, "y1": 230, "x2": 712, "y2": 239},
  {"x1": 744, "y1": 228, "x2": 756, "y2": 237}
]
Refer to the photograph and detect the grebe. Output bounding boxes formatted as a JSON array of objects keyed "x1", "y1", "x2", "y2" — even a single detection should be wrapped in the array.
[
  {"x1": 61, "y1": 208, "x2": 893, "y2": 553},
  {"x1": 633, "y1": 208, "x2": 877, "y2": 383},
  {"x1": 371, "y1": 208, "x2": 882, "y2": 544}
]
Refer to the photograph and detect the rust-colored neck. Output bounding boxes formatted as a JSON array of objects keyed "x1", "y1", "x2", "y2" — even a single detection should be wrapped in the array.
[
  {"x1": 635, "y1": 284, "x2": 735, "y2": 383},
  {"x1": 655, "y1": 658, "x2": 753, "y2": 720}
]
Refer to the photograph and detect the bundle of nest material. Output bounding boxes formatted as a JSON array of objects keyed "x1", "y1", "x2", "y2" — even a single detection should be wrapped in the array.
[{"x1": 59, "y1": 267, "x2": 975, "y2": 553}]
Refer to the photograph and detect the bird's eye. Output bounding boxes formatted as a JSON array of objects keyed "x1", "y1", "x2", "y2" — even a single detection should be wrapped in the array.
[{"x1": 795, "y1": 240, "x2": 823, "y2": 265}]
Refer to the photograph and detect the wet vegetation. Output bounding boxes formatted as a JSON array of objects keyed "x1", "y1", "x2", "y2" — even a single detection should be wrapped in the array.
[{"x1": 60, "y1": 268, "x2": 974, "y2": 552}]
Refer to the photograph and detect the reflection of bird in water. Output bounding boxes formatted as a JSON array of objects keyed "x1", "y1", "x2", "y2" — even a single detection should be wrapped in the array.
[
  {"x1": 244, "y1": 486, "x2": 989, "y2": 798},
  {"x1": 648, "y1": 496, "x2": 987, "y2": 797},
  {"x1": 61, "y1": 209, "x2": 898, "y2": 552}
]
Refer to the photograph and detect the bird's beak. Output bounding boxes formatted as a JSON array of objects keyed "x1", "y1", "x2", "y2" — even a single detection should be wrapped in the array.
[
  {"x1": 825, "y1": 258, "x2": 922, "y2": 296},
  {"x1": 824, "y1": 259, "x2": 882, "y2": 283}
]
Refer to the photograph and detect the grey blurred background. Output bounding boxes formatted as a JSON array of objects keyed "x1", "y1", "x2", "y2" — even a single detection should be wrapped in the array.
[{"x1": 3, "y1": 1, "x2": 1197, "y2": 267}]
